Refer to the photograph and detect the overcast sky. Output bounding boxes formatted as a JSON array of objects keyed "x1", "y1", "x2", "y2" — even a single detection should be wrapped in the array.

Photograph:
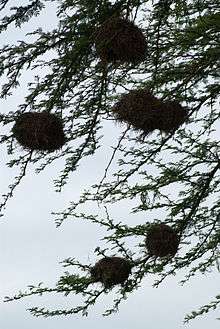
[{"x1": 0, "y1": 1, "x2": 219, "y2": 328}]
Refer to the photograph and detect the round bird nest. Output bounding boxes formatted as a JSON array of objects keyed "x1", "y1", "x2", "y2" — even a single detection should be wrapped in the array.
[
  {"x1": 158, "y1": 101, "x2": 188, "y2": 133},
  {"x1": 12, "y1": 112, "x2": 66, "y2": 152},
  {"x1": 112, "y1": 89, "x2": 163, "y2": 135},
  {"x1": 145, "y1": 224, "x2": 179, "y2": 257},
  {"x1": 94, "y1": 17, "x2": 147, "y2": 64},
  {"x1": 90, "y1": 256, "x2": 131, "y2": 288}
]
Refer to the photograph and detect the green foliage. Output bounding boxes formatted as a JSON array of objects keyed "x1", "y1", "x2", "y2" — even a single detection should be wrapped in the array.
[
  {"x1": 184, "y1": 295, "x2": 220, "y2": 323},
  {"x1": 0, "y1": 0, "x2": 219, "y2": 323}
]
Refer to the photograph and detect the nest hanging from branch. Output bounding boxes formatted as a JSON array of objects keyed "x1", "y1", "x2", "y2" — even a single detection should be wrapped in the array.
[
  {"x1": 158, "y1": 101, "x2": 188, "y2": 133},
  {"x1": 112, "y1": 89, "x2": 163, "y2": 134},
  {"x1": 90, "y1": 257, "x2": 131, "y2": 288},
  {"x1": 145, "y1": 224, "x2": 180, "y2": 257},
  {"x1": 112, "y1": 89, "x2": 188, "y2": 134},
  {"x1": 12, "y1": 112, "x2": 66, "y2": 152},
  {"x1": 94, "y1": 17, "x2": 147, "y2": 64}
]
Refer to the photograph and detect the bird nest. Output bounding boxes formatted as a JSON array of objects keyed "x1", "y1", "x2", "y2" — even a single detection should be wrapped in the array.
[
  {"x1": 112, "y1": 89, "x2": 188, "y2": 134},
  {"x1": 145, "y1": 224, "x2": 179, "y2": 257},
  {"x1": 12, "y1": 112, "x2": 66, "y2": 152},
  {"x1": 158, "y1": 101, "x2": 188, "y2": 133},
  {"x1": 94, "y1": 17, "x2": 147, "y2": 64},
  {"x1": 90, "y1": 256, "x2": 131, "y2": 288},
  {"x1": 112, "y1": 89, "x2": 162, "y2": 134}
]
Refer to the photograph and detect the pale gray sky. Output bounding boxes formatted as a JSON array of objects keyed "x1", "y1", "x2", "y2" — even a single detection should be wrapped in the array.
[
  {"x1": 0, "y1": 142, "x2": 219, "y2": 329},
  {"x1": 0, "y1": 1, "x2": 219, "y2": 328}
]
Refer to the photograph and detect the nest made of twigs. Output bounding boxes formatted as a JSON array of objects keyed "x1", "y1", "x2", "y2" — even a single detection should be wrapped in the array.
[
  {"x1": 90, "y1": 256, "x2": 131, "y2": 288},
  {"x1": 158, "y1": 101, "x2": 188, "y2": 133},
  {"x1": 94, "y1": 17, "x2": 147, "y2": 64},
  {"x1": 112, "y1": 89, "x2": 163, "y2": 134},
  {"x1": 145, "y1": 224, "x2": 180, "y2": 257},
  {"x1": 112, "y1": 89, "x2": 188, "y2": 134},
  {"x1": 12, "y1": 112, "x2": 66, "y2": 152}
]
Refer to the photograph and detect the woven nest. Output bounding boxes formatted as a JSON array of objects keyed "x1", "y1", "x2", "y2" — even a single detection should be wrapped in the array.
[
  {"x1": 145, "y1": 224, "x2": 179, "y2": 257},
  {"x1": 94, "y1": 17, "x2": 147, "y2": 64},
  {"x1": 90, "y1": 257, "x2": 131, "y2": 288},
  {"x1": 112, "y1": 89, "x2": 163, "y2": 134},
  {"x1": 158, "y1": 101, "x2": 188, "y2": 133},
  {"x1": 12, "y1": 112, "x2": 66, "y2": 152}
]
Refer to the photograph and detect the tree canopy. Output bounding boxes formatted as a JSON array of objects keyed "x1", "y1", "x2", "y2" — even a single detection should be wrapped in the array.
[{"x1": 0, "y1": 0, "x2": 219, "y2": 323}]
